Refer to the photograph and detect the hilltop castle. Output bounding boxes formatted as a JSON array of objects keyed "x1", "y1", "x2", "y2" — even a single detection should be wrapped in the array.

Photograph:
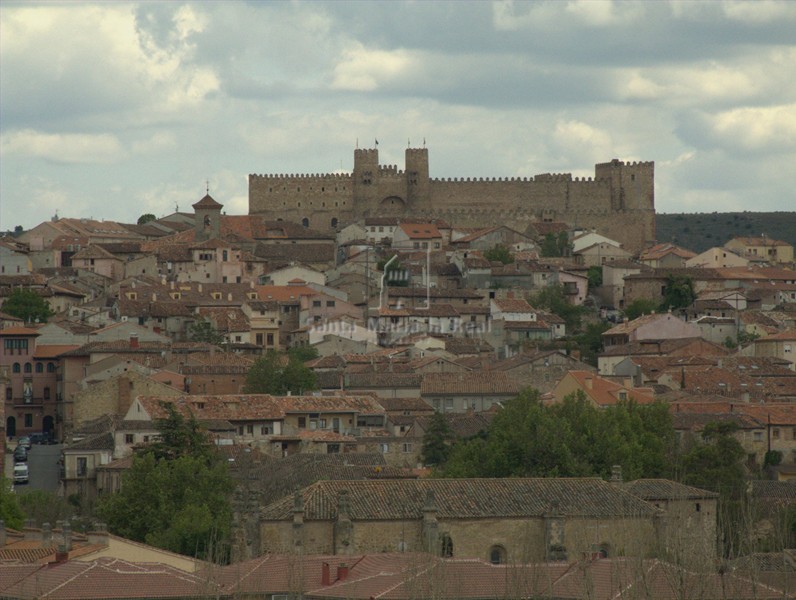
[{"x1": 248, "y1": 146, "x2": 655, "y2": 253}]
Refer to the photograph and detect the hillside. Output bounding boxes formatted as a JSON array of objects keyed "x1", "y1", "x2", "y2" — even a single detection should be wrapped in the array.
[{"x1": 655, "y1": 212, "x2": 796, "y2": 254}]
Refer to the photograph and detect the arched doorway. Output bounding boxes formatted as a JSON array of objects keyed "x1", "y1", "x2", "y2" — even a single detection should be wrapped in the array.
[
  {"x1": 43, "y1": 416, "x2": 54, "y2": 435},
  {"x1": 6, "y1": 416, "x2": 16, "y2": 438},
  {"x1": 379, "y1": 196, "x2": 406, "y2": 215}
]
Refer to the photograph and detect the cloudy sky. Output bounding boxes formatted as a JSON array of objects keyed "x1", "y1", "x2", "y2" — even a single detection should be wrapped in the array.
[{"x1": 1, "y1": 1, "x2": 795, "y2": 230}]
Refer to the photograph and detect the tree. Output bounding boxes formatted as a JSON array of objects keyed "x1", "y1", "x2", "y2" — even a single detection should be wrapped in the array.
[
  {"x1": 624, "y1": 298, "x2": 658, "y2": 321},
  {"x1": 0, "y1": 477, "x2": 25, "y2": 529},
  {"x1": 571, "y1": 321, "x2": 610, "y2": 366},
  {"x1": 660, "y1": 274, "x2": 696, "y2": 311},
  {"x1": 98, "y1": 453, "x2": 232, "y2": 560},
  {"x1": 97, "y1": 405, "x2": 232, "y2": 560},
  {"x1": 484, "y1": 244, "x2": 514, "y2": 265},
  {"x1": 18, "y1": 490, "x2": 73, "y2": 527},
  {"x1": 587, "y1": 266, "x2": 602, "y2": 290},
  {"x1": 244, "y1": 350, "x2": 317, "y2": 395},
  {"x1": 540, "y1": 232, "x2": 570, "y2": 257},
  {"x1": 287, "y1": 345, "x2": 319, "y2": 363},
  {"x1": 530, "y1": 284, "x2": 586, "y2": 331},
  {"x1": 188, "y1": 318, "x2": 225, "y2": 346},
  {"x1": 377, "y1": 254, "x2": 409, "y2": 287},
  {"x1": 421, "y1": 411, "x2": 453, "y2": 467},
  {"x1": 1, "y1": 288, "x2": 54, "y2": 323},
  {"x1": 137, "y1": 213, "x2": 156, "y2": 224}
]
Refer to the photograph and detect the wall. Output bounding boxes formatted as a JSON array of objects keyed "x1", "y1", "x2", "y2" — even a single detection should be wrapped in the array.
[{"x1": 249, "y1": 149, "x2": 655, "y2": 254}]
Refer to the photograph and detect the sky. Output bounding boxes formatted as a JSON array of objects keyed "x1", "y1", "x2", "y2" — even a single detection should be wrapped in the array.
[{"x1": 1, "y1": 0, "x2": 795, "y2": 231}]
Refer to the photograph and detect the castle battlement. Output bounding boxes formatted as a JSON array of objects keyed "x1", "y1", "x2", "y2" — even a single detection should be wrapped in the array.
[{"x1": 248, "y1": 145, "x2": 655, "y2": 253}]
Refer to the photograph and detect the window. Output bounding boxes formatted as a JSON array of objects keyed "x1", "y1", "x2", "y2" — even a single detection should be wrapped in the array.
[
  {"x1": 23, "y1": 363, "x2": 32, "y2": 373},
  {"x1": 695, "y1": 503, "x2": 701, "y2": 512},
  {"x1": 35, "y1": 363, "x2": 43, "y2": 373},
  {"x1": 326, "y1": 300, "x2": 335, "y2": 308},
  {"x1": 313, "y1": 300, "x2": 321, "y2": 308},
  {"x1": 319, "y1": 419, "x2": 327, "y2": 429},
  {"x1": 298, "y1": 417, "x2": 306, "y2": 428},
  {"x1": 379, "y1": 443, "x2": 389, "y2": 453},
  {"x1": 266, "y1": 333, "x2": 274, "y2": 346},
  {"x1": 222, "y1": 250, "x2": 228, "y2": 261},
  {"x1": 260, "y1": 425, "x2": 271, "y2": 435},
  {"x1": 43, "y1": 387, "x2": 50, "y2": 400},
  {"x1": 402, "y1": 443, "x2": 412, "y2": 453},
  {"x1": 302, "y1": 218, "x2": 310, "y2": 228},
  {"x1": 5, "y1": 388, "x2": 11, "y2": 401},
  {"x1": 773, "y1": 428, "x2": 780, "y2": 440},
  {"x1": 12, "y1": 363, "x2": 20, "y2": 373},
  {"x1": 489, "y1": 546, "x2": 506, "y2": 565},
  {"x1": 327, "y1": 443, "x2": 340, "y2": 454},
  {"x1": 440, "y1": 534, "x2": 453, "y2": 557},
  {"x1": 247, "y1": 424, "x2": 254, "y2": 434},
  {"x1": 77, "y1": 457, "x2": 88, "y2": 477},
  {"x1": 754, "y1": 431, "x2": 763, "y2": 441},
  {"x1": 125, "y1": 434, "x2": 134, "y2": 444},
  {"x1": 331, "y1": 217, "x2": 338, "y2": 228},
  {"x1": 24, "y1": 414, "x2": 33, "y2": 427}
]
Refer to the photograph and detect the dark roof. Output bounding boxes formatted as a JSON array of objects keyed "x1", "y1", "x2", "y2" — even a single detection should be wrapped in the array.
[
  {"x1": 261, "y1": 478, "x2": 660, "y2": 521},
  {"x1": 624, "y1": 479, "x2": 718, "y2": 500},
  {"x1": 192, "y1": 194, "x2": 223, "y2": 209}
]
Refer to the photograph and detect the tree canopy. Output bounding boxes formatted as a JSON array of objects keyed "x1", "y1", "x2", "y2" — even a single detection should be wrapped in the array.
[
  {"x1": 1, "y1": 288, "x2": 54, "y2": 323},
  {"x1": 660, "y1": 274, "x2": 696, "y2": 311},
  {"x1": 243, "y1": 350, "x2": 317, "y2": 395},
  {"x1": 441, "y1": 389, "x2": 675, "y2": 480},
  {"x1": 421, "y1": 411, "x2": 453, "y2": 467},
  {"x1": 484, "y1": 244, "x2": 514, "y2": 265},
  {"x1": 97, "y1": 404, "x2": 232, "y2": 561},
  {"x1": 540, "y1": 232, "x2": 571, "y2": 257},
  {"x1": 0, "y1": 478, "x2": 25, "y2": 529},
  {"x1": 188, "y1": 317, "x2": 225, "y2": 346},
  {"x1": 530, "y1": 284, "x2": 586, "y2": 331},
  {"x1": 623, "y1": 298, "x2": 658, "y2": 321},
  {"x1": 137, "y1": 213, "x2": 157, "y2": 224}
]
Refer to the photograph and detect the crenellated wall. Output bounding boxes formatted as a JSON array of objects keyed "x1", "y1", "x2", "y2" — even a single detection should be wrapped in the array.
[{"x1": 249, "y1": 148, "x2": 655, "y2": 253}]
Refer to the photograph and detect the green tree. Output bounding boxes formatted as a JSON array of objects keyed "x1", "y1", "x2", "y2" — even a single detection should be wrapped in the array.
[
  {"x1": 287, "y1": 345, "x2": 319, "y2": 363},
  {"x1": 149, "y1": 402, "x2": 215, "y2": 462},
  {"x1": 540, "y1": 232, "x2": 571, "y2": 257},
  {"x1": 18, "y1": 490, "x2": 73, "y2": 527},
  {"x1": 244, "y1": 350, "x2": 317, "y2": 395},
  {"x1": 421, "y1": 411, "x2": 453, "y2": 467},
  {"x1": 137, "y1": 213, "x2": 157, "y2": 224},
  {"x1": 483, "y1": 244, "x2": 514, "y2": 265},
  {"x1": 377, "y1": 254, "x2": 409, "y2": 287},
  {"x1": 571, "y1": 321, "x2": 610, "y2": 366},
  {"x1": 660, "y1": 274, "x2": 696, "y2": 311},
  {"x1": 1, "y1": 288, "x2": 54, "y2": 323},
  {"x1": 97, "y1": 453, "x2": 232, "y2": 560},
  {"x1": 530, "y1": 284, "x2": 586, "y2": 331},
  {"x1": 623, "y1": 298, "x2": 658, "y2": 320},
  {"x1": 0, "y1": 477, "x2": 25, "y2": 529},
  {"x1": 587, "y1": 266, "x2": 602, "y2": 290},
  {"x1": 188, "y1": 318, "x2": 225, "y2": 346}
]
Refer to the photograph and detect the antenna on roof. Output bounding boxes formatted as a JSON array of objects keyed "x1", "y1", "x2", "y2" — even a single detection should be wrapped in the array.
[{"x1": 206, "y1": 179, "x2": 210, "y2": 194}]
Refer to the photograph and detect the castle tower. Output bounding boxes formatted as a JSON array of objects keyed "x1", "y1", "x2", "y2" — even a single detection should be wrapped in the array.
[
  {"x1": 193, "y1": 193, "x2": 223, "y2": 242},
  {"x1": 405, "y1": 147, "x2": 429, "y2": 205},
  {"x1": 352, "y1": 148, "x2": 379, "y2": 206}
]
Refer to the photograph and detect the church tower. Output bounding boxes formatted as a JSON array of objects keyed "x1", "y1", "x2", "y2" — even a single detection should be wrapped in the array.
[{"x1": 193, "y1": 193, "x2": 223, "y2": 242}]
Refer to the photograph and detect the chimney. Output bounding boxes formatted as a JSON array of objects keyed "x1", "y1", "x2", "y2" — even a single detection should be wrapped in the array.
[
  {"x1": 322, "y1": 562, "x2": 331, "y2": 586},
  {"x1": 130, "y1": 334, "x2": 139, "y2": 349},
  {"x1": 198, "y1": 283, "x2": 203, "y2": 293},
  {"x1": 228, "y1": 292, "x2": 233, "y2": 301},
  {"x1": 62, "y1": 522, "x2": 72, "y2": 551},
  {"x1": 0, "y1": 520, "x2": 5, "y2": 547},
  {"x1": 584, "y1": 377, "x2": 593, "y2": 390},
  {"x1": 42, "y1": 522, "x2": 53, "y2": 548},
  {"x1": 337, "y1": 564, "x2": 350, "y2": 581},
  {"x1": 151, "y1": 292, "x2": 157, "y2": 302},
  {"x1": 610, "y1": 465, "x2": 623, "y2": 484}
]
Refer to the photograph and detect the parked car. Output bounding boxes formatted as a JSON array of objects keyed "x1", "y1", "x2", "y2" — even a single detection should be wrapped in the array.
[
  {"x1": 13, "y1": 463, "x2": 29, "y2": 485},
  {"x1": 30, "y1": 432, "x2": 55, "y2": 445},
  {"x1": 13, "y1": 446, "x2": 28, "y2": 463},
  {"x1": 17, "y1": 436, "x2": 31, "y2": 450}
]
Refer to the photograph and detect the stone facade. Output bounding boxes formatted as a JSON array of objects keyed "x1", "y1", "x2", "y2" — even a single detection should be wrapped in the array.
[{"x1": 249, "y1": 148, "x2": 656, "y2": 254}]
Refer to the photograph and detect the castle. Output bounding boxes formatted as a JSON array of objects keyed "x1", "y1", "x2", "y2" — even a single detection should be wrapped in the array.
[{"x1": 249, "y1": 146, "x2": 656, "y2": 253}]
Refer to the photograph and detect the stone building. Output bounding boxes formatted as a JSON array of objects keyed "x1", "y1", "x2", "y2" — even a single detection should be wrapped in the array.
[
  {"x1": 249, "y1": 147, "x2": 655, "y2": 254},
  {"x1": 259, "y1": 477, "x2": 717, "y2": 565}
]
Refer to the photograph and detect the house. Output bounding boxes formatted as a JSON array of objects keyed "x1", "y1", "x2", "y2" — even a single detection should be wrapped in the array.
[
  {"x1": 420, "y1": 372, "x2": 521, "y2": 413},
  {"x1": 449, "y1": 225, "x2": 534, "y2": 252},
  {"x1": 392, "y1": 223, "x2": 443, "y2": 251},
  {"x1": 61, "y1": 431, "x2": 114, "y2": 499},
  {"x1": 753, "y1": 329, "x2": 796, "y2": 369},
  {"x1": 491, "y1": 350, "x2": 595, "y2": 393},
  {"x1": 0, "y1": 327, "x2": 66, "y2": 439},
  {"x1": 599, "y1": 259, "x2": 649, "y2": 309},
  {"x1": 725, "y1": 236, "x2": 794, "y2": 265},
  {"x1": 638, "y1": 243, "x2": 697, "y2": 268},
  {"x1": 0, "y1": 237, "x2": 32, "y2": 275},
  {"x1": 686, "y1": 246, "x2": 750, "y2": 269},
  {"x1": 602, "y1": 312, "x2": 701, "y2": 347},
  {"x1": 69, "y1": 245, "x2": 124, "y2": 281},
  {"x1": 598, "y1": 337, "x2": 730, "y2": 376},
  {"x1": 551, "y1": 371, "x2": 655, "y2": 407}
]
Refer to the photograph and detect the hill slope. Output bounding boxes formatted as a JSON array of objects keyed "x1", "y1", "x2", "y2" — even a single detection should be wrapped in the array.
[{"x1": 655, "y1": 212, "x2": 796, "y2": 254}]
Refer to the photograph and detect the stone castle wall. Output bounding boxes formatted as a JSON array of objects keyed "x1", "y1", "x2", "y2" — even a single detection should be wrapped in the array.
[{"x1": 249, "y1": 148, "x2": 655, "y2": 253}]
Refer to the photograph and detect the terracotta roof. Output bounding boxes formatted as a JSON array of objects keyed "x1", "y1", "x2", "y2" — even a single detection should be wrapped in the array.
[
  {"x1": 192, "y1": 193, "x2": 223, "y2": 209},
  {"x1": 639, "y1": 243, "x2": 697, "y2": 261},
  {"x1": 421, "y1": 372, "x2": 520, "y2": 396},
  {"x1": 397, "y1": 223, "x2": 441, "y2": 239},
  {"x1": 33, "y1": 344, "x2": 80, "y2": 358},
  {"x1": 0, "y1": 327, "x2": 40, "y2": 336},
  {"x1": 261, "y1": 478, "x2": 659, "y2": 521},
  {"x1": 492, "y1": 298, "x2": 535, "y2": 313},
  {"x1": 563, "y1": 371, "x2": 655, "y2": 406}
]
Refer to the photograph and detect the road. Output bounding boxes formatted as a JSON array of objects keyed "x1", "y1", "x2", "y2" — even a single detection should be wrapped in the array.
[{"x1": 6, "y1": 443, "x2": 63, "y2": 493}]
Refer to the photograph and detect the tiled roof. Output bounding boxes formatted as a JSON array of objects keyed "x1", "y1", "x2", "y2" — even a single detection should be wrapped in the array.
[
  {"x1": 260, "y1": 478, "x2": 660, "y2": 521},
  {"x1": 563, "y1": 371, "x2": 655, "y2": 406},
  {"x1": 71, "y1": 245, "x2": 118, "y2": 260},
  {"x1": 639, "y1": 243, "x2": 697, "y2": 261},
  {"x1": 0, "y1": 326, "x2": 40, "y2": 336},
  {"x1": 492, "y1": 298, "x2": 535, "y2": 313},
  {"x1": 415, "y1": 412, "x2": 493, "y2": 439},
  {"x1": 421, "y1": 372, "x2": 520, "y2": 396},
  {"x1": 397, "y1": 223, "x2": 441, "y2": 239},
  {"x1": 192, "y1": 193, "x2": 223, "y2": 209},
  {"x1": 254, "y1": 242, "x2": 335, "y2": 264},
  {"x1": 65, "y1": 432, "x2": 114, "y2": 452},
  {"x1": 624, "y1": 479, "x2": 718, "y2": 500}
]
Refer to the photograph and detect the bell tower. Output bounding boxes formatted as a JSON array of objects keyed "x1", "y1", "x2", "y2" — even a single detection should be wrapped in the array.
[{"x1": 193, "y1": 193, "x2": 223, "y2": 242}]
